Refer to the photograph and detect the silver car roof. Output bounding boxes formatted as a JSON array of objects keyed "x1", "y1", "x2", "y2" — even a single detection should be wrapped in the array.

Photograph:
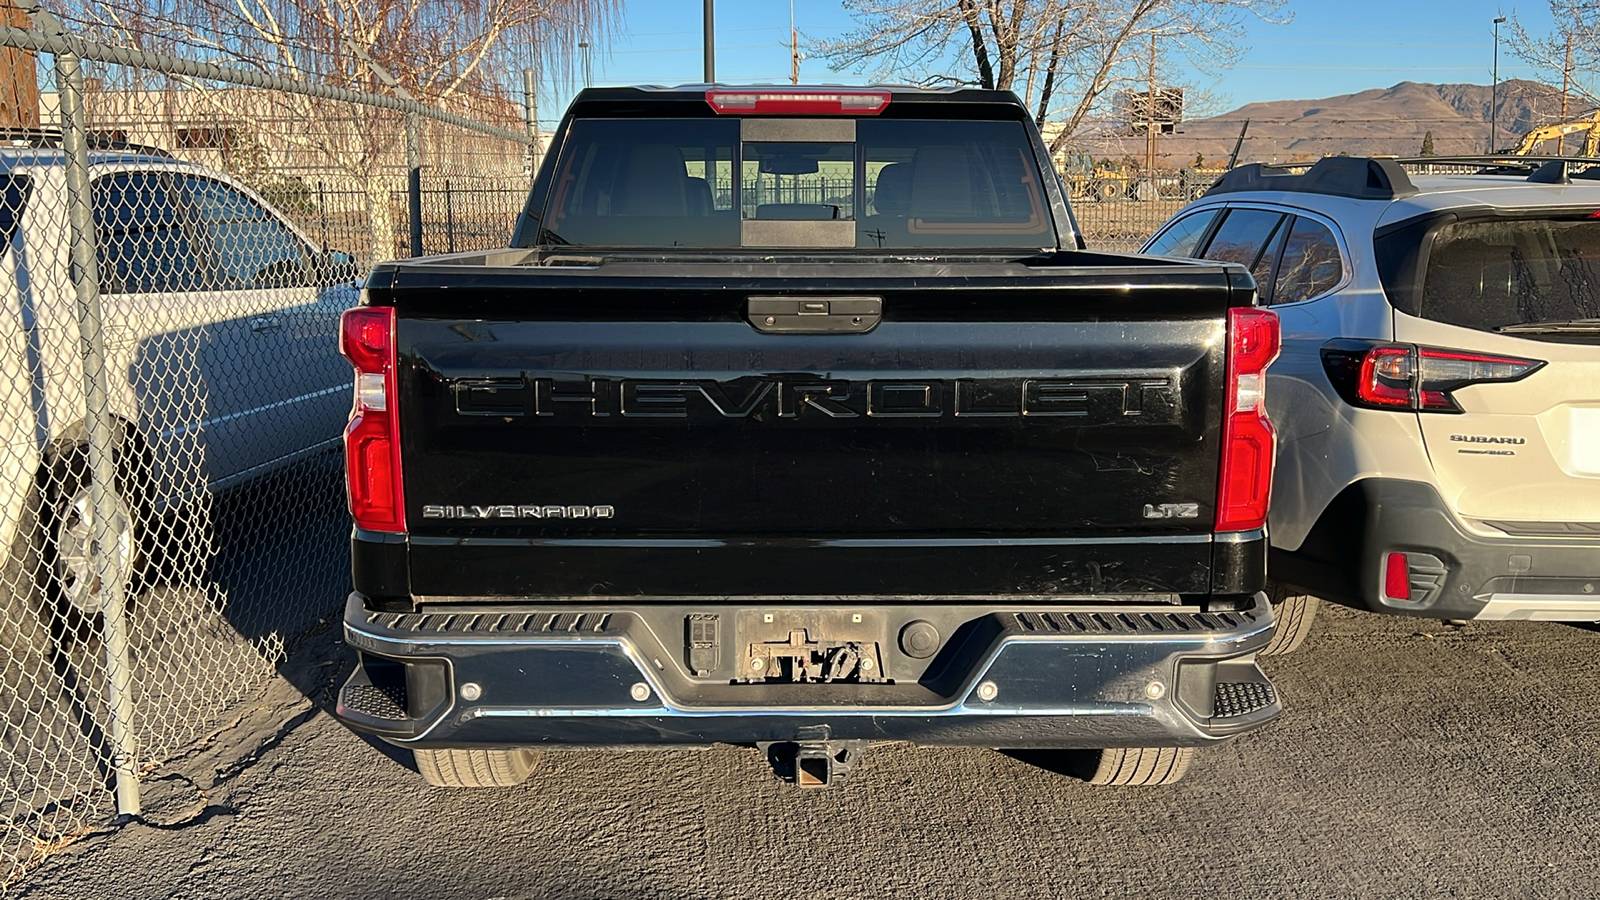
[{"x1": 0, "y1": 148, "x2": 188, "y2": 174}]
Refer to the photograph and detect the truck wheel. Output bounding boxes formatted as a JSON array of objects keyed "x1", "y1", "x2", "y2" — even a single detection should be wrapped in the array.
[
  {"x1": 1261, "y1": 583, "x2": 1320, "y2": 656},
  {"x1": 414, "y1": 748, "x2": 541, "y2": 788},
  {"x1": 1085, "y1": 747, "x2": 1193, "y2": 786}
]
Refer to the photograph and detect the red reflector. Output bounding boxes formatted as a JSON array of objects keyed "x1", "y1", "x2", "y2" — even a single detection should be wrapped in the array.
[
  {"x1": 1216, "y1": 308, "x2": 1282, "y2": 532},
  {"x1": 705, "y1": 89, "x2": 890, "y2": 115},
  {"x1": 1384, "y1": 552, "x2": 1411, "y2": 600}
]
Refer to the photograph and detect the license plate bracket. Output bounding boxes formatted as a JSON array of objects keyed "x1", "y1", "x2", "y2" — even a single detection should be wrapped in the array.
[{"x1": 735, "y1": 609, "x2": 888, "y2": 684}]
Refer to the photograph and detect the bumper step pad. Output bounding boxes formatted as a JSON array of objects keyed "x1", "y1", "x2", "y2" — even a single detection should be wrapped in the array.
[
  {"x1": 1213, "y1": 681, "x2": 1276, "y2": 719},
  {"x1": 341, "y1": 680, "x2": 408, "y2": 721}
]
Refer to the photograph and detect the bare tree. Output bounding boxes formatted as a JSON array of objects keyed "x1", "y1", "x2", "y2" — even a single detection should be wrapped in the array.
[
  {"x1": 55, "y1": 0, "x2": 618, "y2": 257},
  {"x1": 1507, "y1": 1, "x2": 1600, "y2": 114},
  {"x1": 815, "y1": 0, "x2": 1288, "y2": 150}
]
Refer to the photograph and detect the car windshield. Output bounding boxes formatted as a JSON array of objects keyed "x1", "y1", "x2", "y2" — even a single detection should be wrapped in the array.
[
  {"x1": 536, "y1": 117, "x2": 1054, "y2": 250},
  {"x1": 1421, "y1": 217, "x2": 1600, "y2": 331}
]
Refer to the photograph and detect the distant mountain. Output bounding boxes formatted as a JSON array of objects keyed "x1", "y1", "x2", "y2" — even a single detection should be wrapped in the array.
[{"x1": 1078, "y1": 79, "x2": 1585, "y2": 166}]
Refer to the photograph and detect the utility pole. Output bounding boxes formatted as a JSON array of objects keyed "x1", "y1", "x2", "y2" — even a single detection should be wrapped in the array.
[
  {"x1": 1491, "y1": 16, "x2": 1506, "y2": 153},
  {"x1": 790, "y1": 0, "x2": 800, "y2": 85},
  {"x1": 523, "y1": 67, "x2": 539, "y2": 176},
  {"x1": 1, "y1": 0, "x2": 42, "y2": 128},
  {"x1": 703, "y1": 0, "x2": 716, "y2": 83},
  {"x1": 523, "y1": 68, "x2": 537, "y2": 138},
  {"x1": 1560, "y1": 30, "x2": 1574, "y2": 154},
  {"x1": 1146, "y1": 33, "x2": 1157, "y2": 176}
]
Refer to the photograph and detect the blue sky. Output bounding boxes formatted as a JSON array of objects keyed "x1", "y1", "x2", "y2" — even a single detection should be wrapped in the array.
[{"x1": 536, "y1": 1, "x2": 1557, "y2": 124}]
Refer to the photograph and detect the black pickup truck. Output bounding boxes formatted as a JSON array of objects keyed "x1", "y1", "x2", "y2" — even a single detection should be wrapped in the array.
[{"x1": 334, "y1": 86, "x2": 1283, "y2": 789}]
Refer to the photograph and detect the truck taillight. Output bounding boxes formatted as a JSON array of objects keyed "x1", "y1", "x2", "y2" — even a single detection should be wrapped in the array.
[
  {"x1": 1216, "y1": 308, "x2": 1281, "y2": 532},
  {"x1": 1322, "y1": 341, "x2": 1545, "y2": 413},
  {"x1": 705, "y1": 88, "x2": 891, "y2": 115},
  {"x1": 340, "y1": 307, "x2": 405, "y2": 532}
]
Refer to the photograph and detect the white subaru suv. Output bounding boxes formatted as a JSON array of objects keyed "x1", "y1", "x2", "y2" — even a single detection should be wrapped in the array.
[
  {"x1": 1141, "y1": 156, "x2": 1600, "y2": 652},
  {"x1": 1, "y1": 136, "x2": 359, "y2": 642}
]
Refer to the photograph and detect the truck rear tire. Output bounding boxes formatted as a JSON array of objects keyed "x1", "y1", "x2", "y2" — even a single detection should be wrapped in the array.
[
  {"x1": 1261, "y1": 583, "x2": 1320, "y2": 656},
  {"x1": 414, "y1": 748, "x2": 541, "y2": 788},
  {"x1": 1085, "y1": 747, "x2": 1193, "y2": 786}
]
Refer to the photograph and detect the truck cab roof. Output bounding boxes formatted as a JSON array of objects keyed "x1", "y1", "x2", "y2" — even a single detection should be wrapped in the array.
[{"x1": 560, "y1": 84, "x2": 1031, "y2": 119}]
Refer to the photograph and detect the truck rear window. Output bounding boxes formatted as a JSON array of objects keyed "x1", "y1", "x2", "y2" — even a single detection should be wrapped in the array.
[
  {"x1": 1381, "y1": 215, "x2": 1600, "y2": 332},
  {"x1": 538, "y1": 118, "x2": 1054, "y2": 250},
  {"x1": 1, "y1": 174, "x2": 28, "y2": 255}
]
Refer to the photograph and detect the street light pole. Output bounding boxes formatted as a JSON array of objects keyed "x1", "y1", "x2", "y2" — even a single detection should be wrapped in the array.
[
  {"x1": 703, "y1": 0, "x2": 715, "y2": 83},
  {"x1": 1492, "y1": 16, "x2": 1506, "y2": 153}
]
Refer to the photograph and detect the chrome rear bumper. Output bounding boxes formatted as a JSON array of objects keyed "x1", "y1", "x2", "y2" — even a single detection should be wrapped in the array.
[{"x1": 335, "y1": 592, "x2": 1281, "y2": 749}]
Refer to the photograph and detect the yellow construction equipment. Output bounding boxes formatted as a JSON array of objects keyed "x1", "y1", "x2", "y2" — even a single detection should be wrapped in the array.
[{"x1": 1511, "y1": 110, "x2": 1600, "y2": 156}]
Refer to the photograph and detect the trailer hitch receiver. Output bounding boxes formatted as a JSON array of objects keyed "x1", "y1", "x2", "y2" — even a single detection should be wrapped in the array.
[{"x1": 761, "y1": 739, "x2": 869, "y2": 788}]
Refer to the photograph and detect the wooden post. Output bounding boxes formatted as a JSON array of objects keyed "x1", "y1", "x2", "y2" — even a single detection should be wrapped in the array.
[{"x1": 1, "y1": 1, "x2": 42, "y2": 129}]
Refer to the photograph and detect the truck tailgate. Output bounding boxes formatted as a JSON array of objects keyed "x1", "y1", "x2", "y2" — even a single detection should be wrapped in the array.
[{"x1": 384, "y1": 258, "x2": 1248, "y2": 597}]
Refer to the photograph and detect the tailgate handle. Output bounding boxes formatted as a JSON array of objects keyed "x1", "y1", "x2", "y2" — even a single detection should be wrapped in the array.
[{"x1": 748, "y1": 296, "x2": 881, "y2": 334}]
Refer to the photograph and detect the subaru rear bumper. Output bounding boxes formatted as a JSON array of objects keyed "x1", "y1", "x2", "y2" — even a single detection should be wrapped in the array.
[
  {"x1": 334, "y1": 592, "x2": 1281, "y2": 749},
  {"x1": 1274, "y1": 479, "x2": 1600, "y2": 620}
]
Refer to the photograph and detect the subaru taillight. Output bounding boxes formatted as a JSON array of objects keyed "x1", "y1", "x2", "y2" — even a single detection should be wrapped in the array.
[
  {"x1": 340, "y1": 307, "x2": 405, "y2": 532},
  {"x1": 1322, "y1": 340, "x2": 1545, "y2": 413},
  {"x1": 1216, "y1": 308, "x2": 1282, "y2": 532},
  {"x1": 705, "y1": 88, "x2": 891, "y2": 115}
]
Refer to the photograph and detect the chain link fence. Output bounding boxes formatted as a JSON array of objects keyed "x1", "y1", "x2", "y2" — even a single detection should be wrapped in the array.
[{"x1": 0, "y1": 18, "x2": 532, "y2": 885}]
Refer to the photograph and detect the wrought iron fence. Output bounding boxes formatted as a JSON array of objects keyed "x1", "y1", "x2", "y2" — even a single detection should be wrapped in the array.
[
  {"x1": 0, "y1": 18, "x2": 532, "y2": 886},
  {"x1": 1072, "y1": 198, "x2": 1187, "y2": 252}
]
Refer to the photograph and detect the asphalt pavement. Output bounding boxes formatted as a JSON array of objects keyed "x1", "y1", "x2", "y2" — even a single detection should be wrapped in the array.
[{"x1": 16, "y1": 603, "x2": 1600, "y2": 900}]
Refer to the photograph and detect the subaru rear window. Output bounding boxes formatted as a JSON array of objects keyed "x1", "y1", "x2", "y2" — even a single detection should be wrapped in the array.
[
  {"x1": 0, "y1": 174, "x2": 28, "y2": 256},
  {"x1": 1420, "y1": 218, "x2": 1600, "y2": 332},
  {"x1": 537, "y1": 118, "x2": 1054, "y2": 250}
]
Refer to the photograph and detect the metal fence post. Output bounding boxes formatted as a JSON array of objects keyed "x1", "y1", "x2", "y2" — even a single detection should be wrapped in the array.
[
  {"x1": 56, "y1": 50, "x2": 141, "y2": 819},
  {"x1": 317, "y1": 180, "x2": 329, "y2": 251},
  {"x1": 444, "y1": 180, "x2": 455, "y2": 254},
  {"x1": 406, "y1": 111, "x2": 423, "y2": 257}
]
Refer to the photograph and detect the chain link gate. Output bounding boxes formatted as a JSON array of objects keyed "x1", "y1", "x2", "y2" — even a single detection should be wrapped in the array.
[{"x1": 0, "y1": 17, "x2": 533, "y2": 884}]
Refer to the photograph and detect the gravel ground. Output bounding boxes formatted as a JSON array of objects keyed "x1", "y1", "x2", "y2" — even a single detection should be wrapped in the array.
[{"x1": 14, "y1": 603, "x2": 1600, "y2": 900}]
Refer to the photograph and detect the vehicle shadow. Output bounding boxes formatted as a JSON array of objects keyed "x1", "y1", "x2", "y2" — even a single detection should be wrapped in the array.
[{"x1": 998, "y1": 748, "x2": 1102, "y2": 780}]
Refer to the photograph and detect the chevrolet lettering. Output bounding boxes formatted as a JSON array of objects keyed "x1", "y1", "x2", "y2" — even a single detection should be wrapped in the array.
[{"x1": 453, "y1": 376, "x2": 1181, "y2": 424}]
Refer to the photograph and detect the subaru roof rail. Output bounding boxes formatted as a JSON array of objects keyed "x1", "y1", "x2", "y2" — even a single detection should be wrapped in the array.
[
  {"x1": 1397, "y1": 155, "x2": 1600, "y2": 182},
  {"x1": 1205, "y1": 156, "x2": 1418, "y2": 200}
]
